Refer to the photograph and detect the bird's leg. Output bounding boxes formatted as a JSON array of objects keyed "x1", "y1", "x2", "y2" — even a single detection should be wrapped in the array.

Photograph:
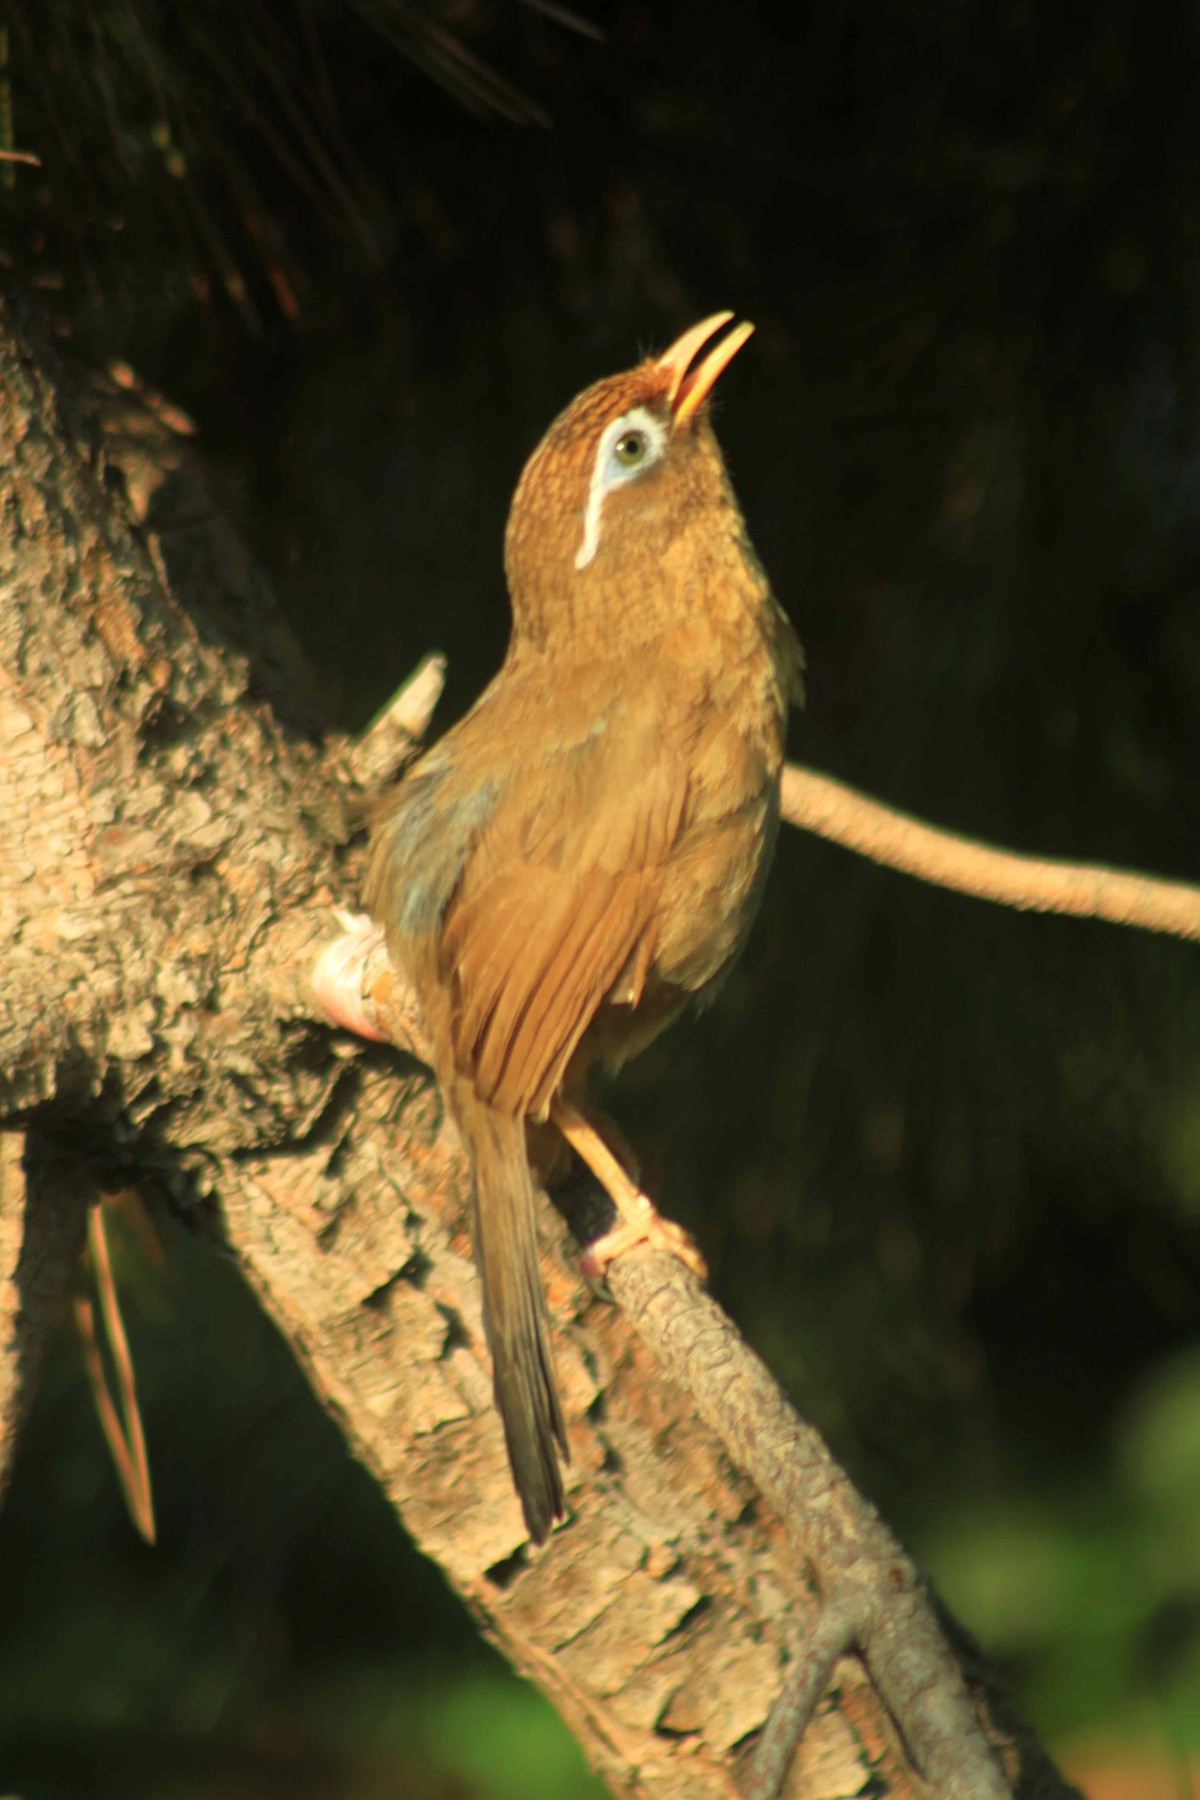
[{"x1": 549, "y1": 1097, "x2": 708, "y2": 1282}]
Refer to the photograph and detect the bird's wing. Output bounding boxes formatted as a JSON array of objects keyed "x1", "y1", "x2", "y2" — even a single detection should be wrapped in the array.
[{"x1": 439, "y1": 726, "x2": 688, "y2": 1119}]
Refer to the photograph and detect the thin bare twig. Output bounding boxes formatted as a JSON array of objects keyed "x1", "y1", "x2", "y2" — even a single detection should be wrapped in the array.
[
  {"x1": 349, "y1": 652, "x2": 447, "y2": 789},
  {"x1": 781, "y1": 762, "x2": 1200, "y2": 944}
]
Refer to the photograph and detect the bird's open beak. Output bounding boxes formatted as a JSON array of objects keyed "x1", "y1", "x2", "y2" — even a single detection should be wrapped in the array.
[{"x1": 657, "y1": 312, "x2": 756, "y2": 425}]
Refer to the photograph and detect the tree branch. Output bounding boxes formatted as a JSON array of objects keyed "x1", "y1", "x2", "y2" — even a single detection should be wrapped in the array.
[
  {"x1": 782, "y1": 763, "x2": 1200, "y2": 943},
  {"x1": 317, "y1": 913, "x2": 1079, "y2": 1799}
]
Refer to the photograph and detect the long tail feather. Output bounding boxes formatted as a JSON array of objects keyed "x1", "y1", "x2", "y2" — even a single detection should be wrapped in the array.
[{"x1": 455, "y1": 1080, "x2": 566, "y2": 1541}]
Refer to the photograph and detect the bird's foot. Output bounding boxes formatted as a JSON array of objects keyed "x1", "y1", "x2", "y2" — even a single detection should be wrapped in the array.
[
  {"x1": 579, "y1": 1208, "x2": 708, "y2": 1285},
  {"x1": 550, "y1": 1097, "x2": 708, "y2": 1283}
]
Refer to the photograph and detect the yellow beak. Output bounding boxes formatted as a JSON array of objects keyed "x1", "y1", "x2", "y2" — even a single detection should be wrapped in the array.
[{"x1": 656, "y1": 311, "x2": 756, "y2": 425}]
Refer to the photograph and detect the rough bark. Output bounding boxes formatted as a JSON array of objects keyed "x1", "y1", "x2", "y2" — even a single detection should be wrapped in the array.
[{"x1": 0, "y1": 290, "x2": 1078, "y2": 1800}]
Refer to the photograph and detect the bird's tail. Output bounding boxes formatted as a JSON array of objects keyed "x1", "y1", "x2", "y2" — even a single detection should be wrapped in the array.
[{"x1": 453, "y1": 1079, "x2": 567, "y2": 1541}]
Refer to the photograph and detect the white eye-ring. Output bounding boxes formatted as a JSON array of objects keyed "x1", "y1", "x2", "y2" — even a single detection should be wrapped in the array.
[{"x1": 575, "y1": 405, "x2": 668, "y2": 570}]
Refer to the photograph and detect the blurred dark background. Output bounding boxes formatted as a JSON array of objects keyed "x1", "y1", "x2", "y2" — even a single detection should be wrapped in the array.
[{"x1": 2, "y1": 2, "x2": 1199, "y2": 1794}]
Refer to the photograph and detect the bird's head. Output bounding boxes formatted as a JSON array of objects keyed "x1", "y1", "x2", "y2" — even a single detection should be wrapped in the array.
[{"x1": 504, "y1": 313, "x2": 757, "y2": 644}]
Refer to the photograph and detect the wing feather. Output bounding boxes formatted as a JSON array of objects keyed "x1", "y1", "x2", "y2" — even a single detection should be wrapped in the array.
[
  {"x1": 440, "y1": 752, "x2": 688, "y2": 1118},
  {"x1": 491, "y1": 878, "x2": 651, "y2": 1115}
]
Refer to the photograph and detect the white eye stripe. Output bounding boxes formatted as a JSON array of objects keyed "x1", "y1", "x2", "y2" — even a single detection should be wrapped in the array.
[{"x1": 574, "y1": 405, "x2": 667, "y2": 570}]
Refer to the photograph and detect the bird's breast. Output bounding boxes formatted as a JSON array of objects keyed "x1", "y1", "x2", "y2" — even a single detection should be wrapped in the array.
[{"x1": 637, "y1": 621, "x2": 789, "y2": 1002}]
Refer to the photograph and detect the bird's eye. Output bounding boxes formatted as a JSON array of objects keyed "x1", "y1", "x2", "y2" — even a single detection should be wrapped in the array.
[
  {"x1": 575, "y1": 407, "x2": 666, "y2": 568},
  {"x1": 613, "y1": 429, "x2": 647, "y2": 467}
]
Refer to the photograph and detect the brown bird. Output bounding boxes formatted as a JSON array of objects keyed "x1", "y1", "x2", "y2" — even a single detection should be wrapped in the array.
[{"x1": 365, "y1": 314, "x2": 804, "y2": 1540}]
